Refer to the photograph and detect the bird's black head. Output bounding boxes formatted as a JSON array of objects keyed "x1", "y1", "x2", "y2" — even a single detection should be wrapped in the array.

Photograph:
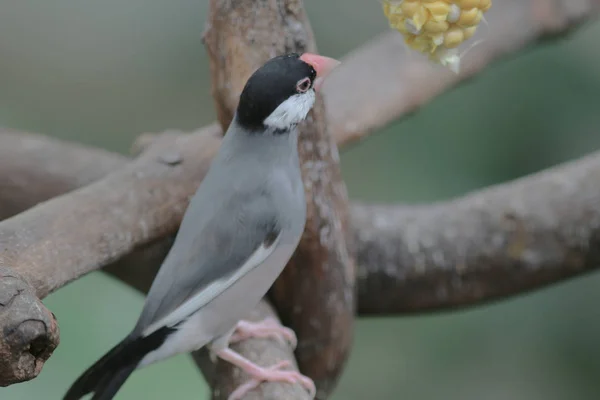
[{"x1": 235, "y1": 53, "x2": 340, "y2": 133}]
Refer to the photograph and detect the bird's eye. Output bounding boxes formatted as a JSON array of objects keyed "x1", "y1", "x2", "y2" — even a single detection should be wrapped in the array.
[{"x1": 296, "y1": 77, "x2": 311, "y2": 93}]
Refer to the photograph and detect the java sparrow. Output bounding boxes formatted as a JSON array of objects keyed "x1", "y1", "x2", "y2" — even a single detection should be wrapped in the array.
[{"x1": 63, "y1": 52, "x2": 341, "y2": 400}]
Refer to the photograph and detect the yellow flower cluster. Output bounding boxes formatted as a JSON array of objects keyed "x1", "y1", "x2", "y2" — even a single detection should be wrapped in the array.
[{"x1": 382, "y1": 0, "x2": 492, "y2": 72}]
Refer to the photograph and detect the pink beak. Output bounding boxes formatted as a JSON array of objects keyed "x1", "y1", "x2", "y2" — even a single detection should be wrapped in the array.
[{"x1": 299, "y1": 53, "x2": 341, "y2": 92}]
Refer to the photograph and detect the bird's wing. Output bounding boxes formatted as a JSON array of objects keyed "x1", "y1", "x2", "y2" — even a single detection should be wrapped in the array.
[{"x1": 132, "y1": 180, "x2": 281, "y2": 336}]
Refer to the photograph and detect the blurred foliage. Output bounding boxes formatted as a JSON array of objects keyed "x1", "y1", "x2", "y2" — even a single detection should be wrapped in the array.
[{"x1": 2, "y1": 1, "x2": 600, "y2": 399}]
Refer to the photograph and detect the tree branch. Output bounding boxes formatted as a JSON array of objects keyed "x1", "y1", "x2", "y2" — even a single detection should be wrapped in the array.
[
  {"x1": 0, "y1": 127, "x2": 220, "y2": 386},
  {"x1": 5, "y1": 127, "x2": 600, "y2": 317},
  {"x1": 0, "y1": 129, "x2": 302, "y2": 397},
  {"x1": 0, "y1": 127, "x2": 221, "y2": 299},
  {"x1": 0, "y1": 0, "x2": 598, "y2": 390},
  {"x1": 202, "y1": 1, "x2": 354, "y2": 398},
  {"x1": 325, "y1": 0, "x2": 600, "y2": 147},
  {"x1": 353, "y1": 150, "x2": 600, "y2": 314},
  {"x1": 3, "y1": 132, "x2": 600, "y2": 388},
  {"x1": 193, "y1": 302, "x2": 312, "y2": 400},
  {"x1": 0, "y1": 129, "x2": 127, "y2": 222},
  {"x1": 0, "y1": 266, "x2": 59, "y2": 387}
]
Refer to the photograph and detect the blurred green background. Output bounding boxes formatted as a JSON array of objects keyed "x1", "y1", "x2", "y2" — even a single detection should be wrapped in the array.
[{"x1": 2, "y1": 1, "x2": 600, "y2": 399}]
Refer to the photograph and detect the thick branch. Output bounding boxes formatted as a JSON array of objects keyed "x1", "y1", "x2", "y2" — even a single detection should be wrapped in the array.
[
  {"x1": 0, "y1": 129, "x2": 127, "y2": 221},
  {"x1": 353, "y1": 150, "x2": 600, "y2": 314},
  {"x1": 203, "y1": 1, "x2": 354, "y2": 398},
  {"x1": 0, "y1": 127, "x2": 220, "y2": 299},
  {"x1": 3, "y1": 132, "x2": 600, "y2": 385},
  {"x1": 0, "y1": 131, "x2": 296, "y2": 395},
  {"x1": 0, "y1": 128, "x2": 220, "y2": 386},
  {"x1": 0, "y1": 0, "x2": 598, "y2": 387},
  {"x1": 2, "y1": 127, "x2": 600, "y2": 390}
]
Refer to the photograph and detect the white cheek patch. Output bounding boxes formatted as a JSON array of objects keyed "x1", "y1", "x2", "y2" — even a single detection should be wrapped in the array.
[{"x1": 263, "y1": 91, "x2": 316, "y2": 130}]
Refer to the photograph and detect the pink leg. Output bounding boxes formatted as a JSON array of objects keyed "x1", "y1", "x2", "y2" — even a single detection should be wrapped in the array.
[
  {"x1": 226, "y1": 360, "x2": 291, "y2": 399},
  {"x1": 216, "y1": 348, "x2": 316, "y2": 400},
  {"x1": 229, "y1": 318, "x2": 297, "y2": 349}
]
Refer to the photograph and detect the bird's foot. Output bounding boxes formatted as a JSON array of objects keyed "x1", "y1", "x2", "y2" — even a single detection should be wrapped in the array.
[
  {"x1": 216, "y1": 348, "x2": 315, "y2": 400},
  {"x1": 230, "y1": 317, "x2": 297, "y2": 349}
]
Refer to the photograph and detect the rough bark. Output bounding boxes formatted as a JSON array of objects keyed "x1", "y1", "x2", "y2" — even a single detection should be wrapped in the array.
[
  {"x1": 0, "y1": 128, "x2": 297, "y2": 397},
  {"x1": 353, "y1": 150, "x2": 600, "y2": 314},
  {"x1": 0, "y1": 0, "x2": 599, "y2": 390},
  {"x1": 0, "y1": 129, "x2": 127, "y2": 222},
  {"x1": 0, "y1": 127, "x2": 220, "y2": 386},
  {"x1": 3, "y1": 132, "x2": 600, "y2": 387},
  {"x1": 0, "y1": 128, "x2": 220, "y2": 299},
  {"x1": 0, "y1": 267, "x2": 59, "y2": 386},
  {"x1": 203, "y1": 1, "x2": 354, "y2": 398},
  {"x1": 275, "y1": 104, "x2": 354, "y2": 400}
]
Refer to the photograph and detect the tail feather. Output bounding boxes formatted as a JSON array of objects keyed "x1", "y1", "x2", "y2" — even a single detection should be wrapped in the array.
[
  {"x1": 90, "y1": 364, "x2": 137, "y2": 400},
  {"x1": 64, "y1": 327, "x2": 176, "y2": 400},
  {"x1": 64, "y1": 336, "x2": 135, "y2": 400}
]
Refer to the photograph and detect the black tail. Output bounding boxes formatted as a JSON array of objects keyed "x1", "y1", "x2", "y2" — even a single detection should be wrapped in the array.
[
  {"x1": 90, "y1": 363, "x2": 138, "y2": 400},
  {"x1": 63, "y1": 327, "x2": 176, "y2": 400}
]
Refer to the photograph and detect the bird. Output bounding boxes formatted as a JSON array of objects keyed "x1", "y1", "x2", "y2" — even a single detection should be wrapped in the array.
[{"x1": 63, "y1": 52, "x2": 340, "y2": 400}]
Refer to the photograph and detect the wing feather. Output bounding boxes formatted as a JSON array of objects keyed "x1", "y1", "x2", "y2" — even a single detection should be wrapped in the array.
[
  {"x1": 142, "y1": 231, "x2": 280, "y2": 335},
  {"x1": 131, "y1": 170, "x2": 282, "y2": 337}
]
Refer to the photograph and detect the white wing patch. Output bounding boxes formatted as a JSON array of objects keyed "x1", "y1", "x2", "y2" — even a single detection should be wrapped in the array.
[
  {"x1": 142, "y1": 232, "x2": 281, "y2": 336},
  {"x1": 263, "y1": 91, "x2": 315, "y2": 130}
]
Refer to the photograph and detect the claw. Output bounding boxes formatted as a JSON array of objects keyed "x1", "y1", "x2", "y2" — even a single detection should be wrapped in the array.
[
  {"x1": 227, "y1": 361, "x2": 290, "y2": 400},
  {"x1": 215, "y1": 348, "x2": 315, "y2": 400}
]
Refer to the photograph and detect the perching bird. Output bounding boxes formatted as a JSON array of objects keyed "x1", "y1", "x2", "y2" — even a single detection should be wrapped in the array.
[{"x1": 63, "y1": 52, "x2": 340, "y2": 400}]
